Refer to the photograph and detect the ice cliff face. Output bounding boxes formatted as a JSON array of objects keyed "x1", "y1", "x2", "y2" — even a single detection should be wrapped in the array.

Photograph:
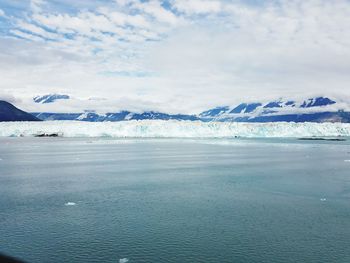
[{"x1": 0, "y1": 120, "x2": 350, "y2": 138}]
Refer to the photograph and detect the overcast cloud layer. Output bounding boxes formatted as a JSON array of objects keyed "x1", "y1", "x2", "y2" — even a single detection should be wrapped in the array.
[{"x1": 0, "y1": 0, "x2": 350, "y2": 113}]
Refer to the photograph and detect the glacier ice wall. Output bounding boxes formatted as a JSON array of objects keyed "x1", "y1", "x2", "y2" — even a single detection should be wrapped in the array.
[{"x1": 0, "y1": 120, "x2": 350, "y2": 138}]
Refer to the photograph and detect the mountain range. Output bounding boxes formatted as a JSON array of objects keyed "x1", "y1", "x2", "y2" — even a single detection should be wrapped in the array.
[
  {"x1": 30, "y1": 94, "x2": 350, "y2": 123},
  {"x1": 1, "y1": 95, "x2": 349, "y2": 122},
  {"x1": 199, "y1": 97, "x2": 350, "y2": 123}
]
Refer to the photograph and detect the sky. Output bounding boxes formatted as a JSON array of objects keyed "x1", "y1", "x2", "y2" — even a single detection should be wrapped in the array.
[{"x1": 0, "y1": 0, "x2": 350, "y2": 114}]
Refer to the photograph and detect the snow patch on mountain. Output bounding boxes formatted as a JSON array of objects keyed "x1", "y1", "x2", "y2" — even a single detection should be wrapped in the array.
[{"x1": 33, "y1": 94, "x2": 70, "y2": 104}]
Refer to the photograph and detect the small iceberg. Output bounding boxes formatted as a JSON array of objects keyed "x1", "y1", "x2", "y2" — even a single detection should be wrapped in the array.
[
  {"x1": 119, "y1": 258, "x2": 129, "y2": 263},
  {"x1": 320, "y1": 198, "x2": 327, "y2": 202},
  {"x1": 344, "y1": 160, "x2": 350, "y2": 162},
  {"x1": 65, "y1": 202, "x2": 76, "y2": 206}
]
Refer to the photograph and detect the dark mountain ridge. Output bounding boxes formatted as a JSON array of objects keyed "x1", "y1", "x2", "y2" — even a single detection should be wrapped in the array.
[{"x1": 0, "y1": 101, "x2": 41, "y2": 122}]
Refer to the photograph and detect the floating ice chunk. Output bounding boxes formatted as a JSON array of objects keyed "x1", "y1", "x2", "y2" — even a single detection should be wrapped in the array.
[
  {"x1": 344, "y1": 160, "x2": 350, "y2": 162},
  {"x1": 320, "y1": 198, "x2": 327, "y2": 202},
  {"x1": 65, "y1": 202, "x2": 76, "y2": 206},
  {"x1": 119, "y1": 258, "x2": 129, "y2": 263}
]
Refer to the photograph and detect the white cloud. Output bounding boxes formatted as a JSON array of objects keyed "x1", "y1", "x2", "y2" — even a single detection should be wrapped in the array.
[
  {"x1": 0, "y1": 9, "x2": 5, "y2": 17},
  {"x1": 115, "y1": 0, "x2": 137, "y2": 7},
  {"x1": 145, "y1": 0, "x2": 350, "y2": 106},
  {"x1": 114, "y1": 0, "x2": 181, "y2": 26},
  {"x1": 30, "y1": 0, "x2": 45, "y2": 13},
  {"x1": 132, "y1": 0, "x2": 180, "y2": 25},
  {"x1": 10, "y1": 29, "x2": 46, "y2": 42},
  {"x1": 0, "y1": 93, "x2": 19, "y2": 104},
  {"x1": 16, "y1": 22, "x2": 60, "y2": 40},
  {"x1": 172, "y1": 0, "x2": 221, "y2": 15},
  {"x1": 1, "y1": 0, "x2": 350, "y2": 114}
]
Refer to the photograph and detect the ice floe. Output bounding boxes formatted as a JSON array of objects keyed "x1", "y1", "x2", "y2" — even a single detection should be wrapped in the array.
[{"x1": 65, "y1": 202, "x2": 76, "y2": 206}]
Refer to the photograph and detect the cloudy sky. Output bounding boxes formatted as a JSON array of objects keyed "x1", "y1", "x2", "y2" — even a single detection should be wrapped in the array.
[{"x1": 0, "y1": 0, "x2": 350, "y2": 114}]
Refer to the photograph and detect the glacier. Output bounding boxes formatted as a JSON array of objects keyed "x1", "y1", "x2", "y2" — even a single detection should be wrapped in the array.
[{"x1": 0, "y1": 120, "x2": 350, "y2": 138}]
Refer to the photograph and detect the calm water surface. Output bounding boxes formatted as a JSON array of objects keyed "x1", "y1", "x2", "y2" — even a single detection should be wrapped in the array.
[{"x1": 0, "y1": 137, "x2": 350, "y2": 263}]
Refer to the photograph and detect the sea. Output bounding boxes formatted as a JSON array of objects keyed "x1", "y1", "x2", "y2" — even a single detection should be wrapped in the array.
[{"x1": 0, "y1": 137, "x2": 350, "y2": 263}]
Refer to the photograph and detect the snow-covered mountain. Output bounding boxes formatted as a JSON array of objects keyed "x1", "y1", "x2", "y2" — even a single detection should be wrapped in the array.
[
  {"x1": 33, "y1": 94, "x2": 70, "y2": 104},
  {"x1": 29, "y1": 96, "x2": 350, "y2": 123},
  {"x1": 199, "y1": 97, "x2": 350, "y2": 123},
  {"x1": 200, "y1": 97, "x2": 337, "y2": 117}
]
